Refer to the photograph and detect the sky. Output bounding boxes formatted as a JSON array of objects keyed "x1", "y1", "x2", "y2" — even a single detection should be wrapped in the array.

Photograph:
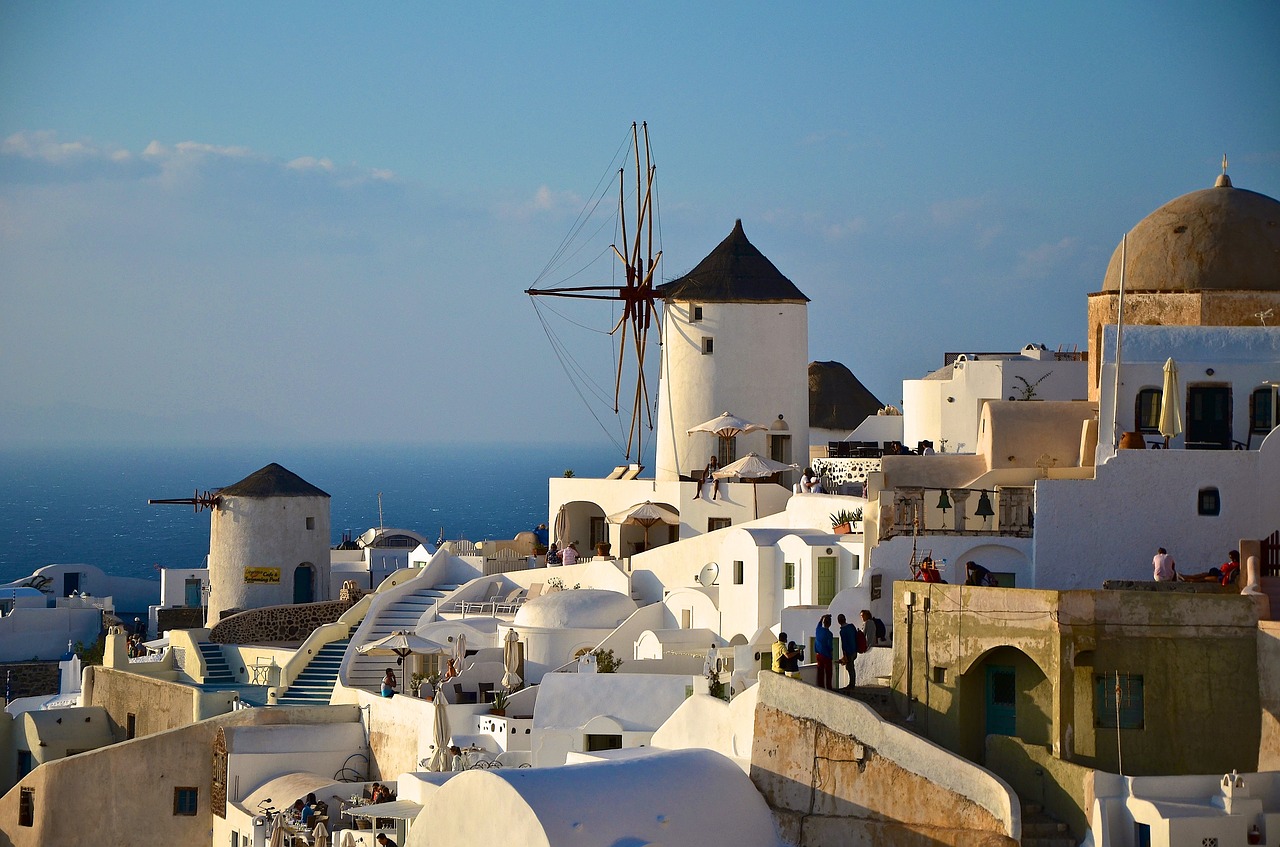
[{"x1": 2, "y1": 2, "x2": 1278, "y2": 458}]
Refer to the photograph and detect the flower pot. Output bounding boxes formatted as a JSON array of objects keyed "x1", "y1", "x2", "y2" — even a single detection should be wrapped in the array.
[
  {"x1": 490, "y1": 708, "x2": 506, "y2": 716},
  {"x1": 833, "y1": 522, "x2": 851, "y2": 535},
  {"x1": 595, "y1": 542, "x2": 612, "y2": 558}
]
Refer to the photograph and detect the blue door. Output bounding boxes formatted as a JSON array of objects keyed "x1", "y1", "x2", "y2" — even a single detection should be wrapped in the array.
[
  {"x1": 293, "y1": 564, "x2": 314, "y2": 603},
  {"x1": 985, "y1": 664, "x2": 1016, "y2": 736}
]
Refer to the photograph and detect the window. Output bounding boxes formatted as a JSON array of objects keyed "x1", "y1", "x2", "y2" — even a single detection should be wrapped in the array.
[
  {"x1": 19, "y1": 787, "x2": 33, "y2": 827},
  {"x1": 305, "y1": 516, "x2": 315, "y2": 530},
  {"x1": 733, "y1": 561, "x2": 744, "y2": 585},
  {"x1": 1198, "y1": 487, "x2": 1221, "y2": 516},
  {"x1": 784, "y1": 562, "x2": 796, "y2": 590},
  {"x1": 870, "y1": 572, "x2": 882, "y2": 600},
  {"x1": 126, "y1": 713, "x2": 136, "y2": 739},
  {"x1": 708, "y1": 517, "x2": 731, "y2": 532},
  {"x1": 174, "y1": 786, "x2": 199, "y2": 816},
  {"x1": 717, "y1": 435, "x2": 737, "y2": 467},
  {"x1": 692, "y1": 305, "x2": 703, "y2": 322},
  {"x1": 1252, "y1": 387, "x2": 1277, "y2": 434},
  {"x1": 1135, "y1": 388, "x2": 1162, "y2": 433},
  {"x1": 1095, "y1": 673, "x2": 1144, "y2": 729},
  {"x1": 585, "y1": 733, "x2": 623, "y2": 751},
  {"x1": 702, "y1": 336, "x2": 713, "y2": 355},
  {"x1": 932, "y1": 666, "x2": 948, "y2": 684},
  {"x1": 17, "y1": 750, "x2": 32, "y2": 778}
]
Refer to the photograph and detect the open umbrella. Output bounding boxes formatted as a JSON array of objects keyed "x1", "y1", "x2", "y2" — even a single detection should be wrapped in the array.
[
  {"x1": 606, "y1": 501, "x2": 680, "y2": 551},
  {"x1": 713, "y1": 452, "x2": 799, "y2": 519},
  {"x1": 358, "y1": 630, "x2": 446, "y2": 693},
  {"x1": 429, "y1": 688, "x2": 451, "y2": 772},
  {"x1": 502, "y1": 628, "x2": 523, "y2": 689},
  {"x1": 687, "y1": 411, "x2": 768, "y2": 464},
  {"x1": 1159, "y1": 357, "x2": 1183, "y2": 447}
]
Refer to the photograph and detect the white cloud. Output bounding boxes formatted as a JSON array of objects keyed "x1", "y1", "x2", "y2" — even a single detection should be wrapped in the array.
[
  {"x1": 3, "y1": 130, "x2": 129, "y2": 164},
  {"x1": 286, "y1": 156, "x2": 335, "y2": 172},
  {"x1": 1017, "y1": 236, "x2": 1077, "y2": 278},
  {"x1": 495, "y1": 184, "x2": 582, "y2": 220}
]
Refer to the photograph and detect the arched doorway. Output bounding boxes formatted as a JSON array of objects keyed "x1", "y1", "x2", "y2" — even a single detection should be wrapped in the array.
[
  {"x1": 958, "y1": 645, "x2": 1051, "y2": 763},
  {"x1": 293, "y1": 563, "x2": 315, "y2": 604}
]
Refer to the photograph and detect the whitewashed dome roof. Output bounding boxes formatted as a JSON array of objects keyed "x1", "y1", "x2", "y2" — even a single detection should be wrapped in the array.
[{"x1": 513, "y1": 588, "x2": 636, "y2": 629}]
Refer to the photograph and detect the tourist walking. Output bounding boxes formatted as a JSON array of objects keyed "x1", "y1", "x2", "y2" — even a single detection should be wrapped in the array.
[{"x1": 814, "y1": 615, "x2": 834, "y2": 690}]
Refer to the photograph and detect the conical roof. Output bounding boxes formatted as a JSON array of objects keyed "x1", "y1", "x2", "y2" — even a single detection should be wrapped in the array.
[
  {"x1": 808, "y1": 361, "x2": 883, "y2": 430},
  {"x1": 657, "y1": 220, "x2": 809, "y2": 303},
  {"x1": 217, "y1": 463, "x2": 329, "y2": 498}
]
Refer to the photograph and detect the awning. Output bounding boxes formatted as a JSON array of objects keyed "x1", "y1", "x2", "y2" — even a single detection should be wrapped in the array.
[{"x1": 344, "y1": 800, "x2": 424, "y2": 820}]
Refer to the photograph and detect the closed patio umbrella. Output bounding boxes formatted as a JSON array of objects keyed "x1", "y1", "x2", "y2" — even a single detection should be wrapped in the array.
[
  {"x1": 502, "y1": 628, "x2": 523, "y2": 689},
  {"x1": 341, "y1": 830, "x2": 356, "y2": 847},
  {"x1": 453, "y1": 632, "x2": 467, "y2": 673},
  {"x1": 1159, "y1": 358, "x2": 1183, "y2": 447},
  {"x1": 312, "y1": 820, "x2": 330, "y2": 847},
  {"x1": 429, "y1": 689, "x2": 451, "y2": 772},
  {"x1": 269, "y1": 814, "x2": 287, "y2": 847}
]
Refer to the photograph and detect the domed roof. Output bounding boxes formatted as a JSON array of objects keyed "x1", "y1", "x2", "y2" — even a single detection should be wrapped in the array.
[
  {"x1": 1100, "y1": 175, "x2": 1280, "y2": 293},
  {"x1": 513, "y1": 588, "x2": 636, "y2": 630}
]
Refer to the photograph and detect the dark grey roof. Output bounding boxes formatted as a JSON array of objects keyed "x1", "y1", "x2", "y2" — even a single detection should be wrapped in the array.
[
  {"x1": 656, "y1": 220, "x2": 809, "y2": 303},
  {"x1": 809, "y1": 361, "x2": 883, "y2": 431},
  {"x1": 217, "y1": 463, "x2": 330, "y2": 498}
]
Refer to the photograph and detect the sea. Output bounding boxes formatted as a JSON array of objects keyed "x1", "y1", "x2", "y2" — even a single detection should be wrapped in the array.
[{"x1": 0, "y1": 442, "x2": 620, "y2": 588}]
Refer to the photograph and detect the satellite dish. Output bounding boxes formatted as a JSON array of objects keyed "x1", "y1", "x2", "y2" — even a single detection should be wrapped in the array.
[{"x1": 697, "y1": 562, "x2": 719, "y2": 587}]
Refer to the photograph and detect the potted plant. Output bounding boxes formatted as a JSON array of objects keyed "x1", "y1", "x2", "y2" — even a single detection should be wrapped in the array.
[
  {"x1": 595, "y1": 540, "x2": 612, "y2": 558},
  {"x1": 490, "y1": 690, "x2": 509, "y2": 716},
  {"x1": 829, "y1": 508, "x2": 863, "y2": 535}
]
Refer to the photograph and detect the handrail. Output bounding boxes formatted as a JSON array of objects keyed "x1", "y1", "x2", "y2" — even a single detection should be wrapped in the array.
[{"x1": 264, "y1": 594, "x2": 375, "y2": 702}]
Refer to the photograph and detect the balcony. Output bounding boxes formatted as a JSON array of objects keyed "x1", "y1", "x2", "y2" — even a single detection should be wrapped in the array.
[{"x1": 878, "y1": 486, "x2": 1033, "y2": 540}]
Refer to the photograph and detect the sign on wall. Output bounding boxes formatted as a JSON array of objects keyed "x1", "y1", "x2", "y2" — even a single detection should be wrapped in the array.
[{"x1": 243, "y1": 567, "x2": 281, "y2": 585}]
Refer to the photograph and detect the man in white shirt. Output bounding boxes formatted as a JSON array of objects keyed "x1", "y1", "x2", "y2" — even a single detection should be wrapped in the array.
[{"x1": 1152, "y1": 547, "x2": 1177, "y2": 581}]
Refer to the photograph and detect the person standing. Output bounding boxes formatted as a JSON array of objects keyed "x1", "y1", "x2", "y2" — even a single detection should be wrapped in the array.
[
  {"x1": 860, "y1": 609, "x2": 886, "y2": 646},
  {"x1": 772, "y1": 632, "x2": 801, "y2": 677},
  {"x1": 560, "y1": 541, "x2": 579, "y2": 566},
  {"x1": 814, "y1": 615, "x2": 834, "y2": 690},
  {"x1": 1152, "y1": 547, "x2": 1177, "y2": 581},
  {"x1": 837, "y1": 614, "x2": 858, "y2": 691}
]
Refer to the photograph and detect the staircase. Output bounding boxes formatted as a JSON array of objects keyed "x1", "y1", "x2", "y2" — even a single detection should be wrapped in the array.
[
  {"x1": 196, "y1": 642, "x2": 237, "y2": 686},
  {"x1": 1020, "y1": 802, "x2": 1075, "y2": 847},
  {"x1": 346, "y1": 583, "x2": 461, "y2": 692},
  {"x1": 277, "y1": 640, "x2": 349, "y2": 706}
]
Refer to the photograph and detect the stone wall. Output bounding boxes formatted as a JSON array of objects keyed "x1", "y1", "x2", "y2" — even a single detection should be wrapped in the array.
[
  {"x1": 750, "y1": 672, "x2": 1018, "y2": 847},
  {"x1": 208, "y1": 599, "x2": 352, "y2": 644},
  {"x1": 84, "y1": 666, "x2": 201, "y2": 743},
  {"x1": 0, "y1": 663, "x2": 59, "y2": 701}
]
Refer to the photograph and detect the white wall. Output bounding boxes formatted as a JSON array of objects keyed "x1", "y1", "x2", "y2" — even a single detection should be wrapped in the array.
[{"x1": 655, "y1": 300, "x2": 809, "y2": 481}]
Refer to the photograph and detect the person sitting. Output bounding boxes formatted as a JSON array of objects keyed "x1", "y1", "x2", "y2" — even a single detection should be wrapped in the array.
[
  {"x1": 695, "y1": 455, "x2": 720, "y2": 500},
  {"x1": 545, "y1": 542, "x2": 561, "y2": 565},
  {"x1": 964, "y1": 561, "x2": 997, "y2": 586},
  {"x1": 560, "y1": 541, "x2": 579, "y2": 566},
  {"x1": 376, "y1": 834, "x2": 398, "y2": 847},
  {"x1": 442, "y1": 657, "x2": 459, "y2": 681},
  {"x1": 381, "y1": 668, "x2": 397, "y2": 698},
  {"x1": 772, "y1": 632, "x2": 802, "y2": 678},
  {"x1": 289, "y1": 798, "x2": 305, "y2": 821},
  {"x1": 300, "y1": 793, "x2": 317, "y2": 825},
  {"x1": 917, "y1": 556, "x2": 944, "y2": 583}
]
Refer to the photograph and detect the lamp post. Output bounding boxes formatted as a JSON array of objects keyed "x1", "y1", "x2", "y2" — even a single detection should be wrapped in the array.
[{"x1": 200, "y1": 581, "x2": 211, "y2": 627}]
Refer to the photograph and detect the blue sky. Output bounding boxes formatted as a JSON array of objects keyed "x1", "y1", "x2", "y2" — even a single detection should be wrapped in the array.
[{"x1": 2, "y1": 2, "x2": 1278, "y2": 456}]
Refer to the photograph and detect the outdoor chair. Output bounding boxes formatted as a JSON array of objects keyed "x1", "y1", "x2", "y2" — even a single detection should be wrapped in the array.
[
  {"x1": 453, "y1": 683, "x2": 477, "y2": 704},
  {"x1": 463, "y1": 581, "x2": 503, "y2": 614},
  {"x1": 477, "y1": 682, "x2": 495, "y2": 703}
]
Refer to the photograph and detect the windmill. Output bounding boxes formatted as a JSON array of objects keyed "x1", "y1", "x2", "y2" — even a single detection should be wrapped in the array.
[{"x1": 526, "y1": 122, "x2": 663, "y2": 463}]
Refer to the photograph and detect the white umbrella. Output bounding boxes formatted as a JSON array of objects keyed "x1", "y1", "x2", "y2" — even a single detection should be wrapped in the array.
[
  {"x1": 1159, "y1": 357, "x2": 1183, "y2": 447},
  {"x1": 358, "y1": 630, "x2": 447, "y2": 693},
  {"x1": 312, "y1": 820, "x2": 330, "y2": 847},
  {"x1": 606, "y1": 501, "x2": 680, "y2": 550},
  {"x1": 687, "y1": 411, "x2": 769, "y2": 439},
  {"x1": 713, "y1": 452, "x2": 798, "y2": 480},
  {"x1": 341, "y1": 831, "x2": 357, "y2": 847},
  {"x1": 453, "y1": 632, "x2": 467, "y2": 672},
  {"x1": 713, "y1": 452, "x2": 799, "y2": 519},
  {"x1": 429, "y1": 688, "x2": 451, "y2": 772},
  {"x1": 502, "y1": 628, "x2": 523, "y2": 689},
  {"x1": 269, "y1": 813, "x2": 286, "y2": 847}
]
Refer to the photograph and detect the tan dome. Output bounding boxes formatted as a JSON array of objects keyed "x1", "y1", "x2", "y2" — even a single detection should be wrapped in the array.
[{"x1": 1101, "y1": 178, "x2": 1280, "y2": 293}]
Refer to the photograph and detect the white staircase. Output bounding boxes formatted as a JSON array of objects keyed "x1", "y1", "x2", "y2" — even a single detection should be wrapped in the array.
[{"x1": 346, "y1": 582, "x2": 461, "y2": 692}]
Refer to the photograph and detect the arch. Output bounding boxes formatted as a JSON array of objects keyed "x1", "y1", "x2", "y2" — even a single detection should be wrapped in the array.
[
  {"x1": 955, "y1": 644, "x2": 1053, "y2": 764},
  {"x1": 555, "y1": 500, "x2": 608, "y2": 551},
  {"x1": 293, "y1": 563, "x2": 316, "y2": 604},
  {"x1": 952, "y1": 543, "x2": 1030, "y2": 586}
]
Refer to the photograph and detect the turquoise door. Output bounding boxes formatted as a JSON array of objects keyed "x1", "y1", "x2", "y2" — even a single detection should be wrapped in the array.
[
  {"x1": 293, "y1": 564, "x2": 314, "y2": 603},
  {"x1": 985, "y1": 665, "x2": 1016, "y2": 736}
]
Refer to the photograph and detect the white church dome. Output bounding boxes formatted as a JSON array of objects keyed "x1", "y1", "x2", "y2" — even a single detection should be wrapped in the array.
[{"x1": 513, "y1": 588, "x2": 636, "y2": 630}]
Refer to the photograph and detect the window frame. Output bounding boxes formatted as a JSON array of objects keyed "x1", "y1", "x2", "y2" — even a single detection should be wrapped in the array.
[
  {"x1": 1095, "y1": 673, "x2": 1144, "y2": 729},
  {"x1": 1135, "y1": 388, "x2": 1162, "y2": 434},
  {"x1": 174, "y1": 786, "x2": 199, "y2": 816}
]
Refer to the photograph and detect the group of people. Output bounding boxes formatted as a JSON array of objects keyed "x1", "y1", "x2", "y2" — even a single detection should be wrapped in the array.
[
  {"x1": 796, "y1": 467, "x2": 824, "y2": 494},
  {"x1": 544, "y1": 541, "x2": 579, "y2": 565},
  {"x1": 288, "y1": 793, "x2": 328, "y2": 827},
  {"x1": 774, "y1": 610, "x2": 887, "y2": 692},
  {"x1": 1153, "y1": 547, "x2": 1242, "y2": 586}
]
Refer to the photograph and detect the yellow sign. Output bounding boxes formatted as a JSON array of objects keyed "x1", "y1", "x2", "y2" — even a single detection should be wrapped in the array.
[{"x1": 243, "y1": 567, "x2": 281, "y2": 585}]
